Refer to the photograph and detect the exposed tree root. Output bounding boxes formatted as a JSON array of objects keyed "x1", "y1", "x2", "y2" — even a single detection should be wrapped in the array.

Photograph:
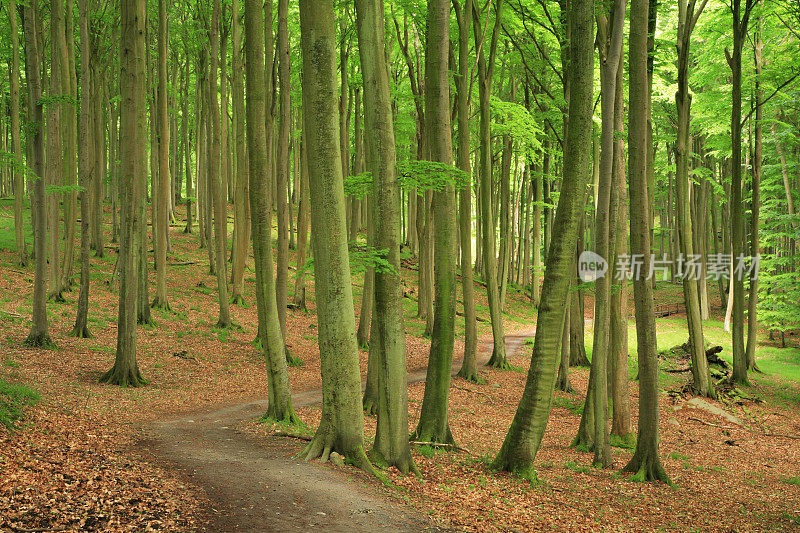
[
  {"x1": 362, "y1": 395, "x2": 378, "y2": 416},
  {"x1": 409, "y1": 423, "x2": 456, "y2": 447},
  {"x1": 296, "y1": 429, "x2": 377, "y2": 477},
  {"x1": 150, "y1": 297, "x2": 172, "y2": 311},
  {"x1": 555, "y1": 375, "x2": 576, "y2": 393},
  {"x1": 99, "y1": 365, "x2": 148, "y2": 388},
  {"x1": 23, "y1": 333, "x2": 56, "y2": 349},
  {"x1": 230, "y1": 294, "x2": 246, "y2": 306},
  {"x1": 455, "y1": 369, "x2": 485, "y2": 384},
  {"x1": 68, "y1": 325, "x2": 93, "y2": 339},
  {"x1": 47, "y1": 291, "x2": 66, "y2": 303},
  {"x1": 622, "y1": 452, "x2": 672, "y2": 485}
]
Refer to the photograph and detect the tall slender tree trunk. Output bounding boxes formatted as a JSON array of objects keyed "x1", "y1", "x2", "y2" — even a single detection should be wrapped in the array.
[
  {"x1": 473, "y1": 0, "x2": 508, "y2": 369},
  {"x1": 46, "y1": 0, "x2": 66, "y2": 302},
  {"x1": 745, "y1": 17, "x2": 762, "y2": 372},
  {"x1": 293, "y1": 127, "x2": 310, "y2": 311},
  {"x1": 727, "y1": 0, "x2": 755, "y2": 386},
  {"x1": 101, "y1": 0, "x2": 147, "y2": 386},
  {"x1": 411, "y1": 0, "x2": 458, "y2": 446},
  {"x1": 455, "y1": 0, "x2": 479, "y2": 383},
  {"x1": 210, "y1": 0, "x2": 231, "y2": 328},
  {"x1": 491, "y1": 0, "x2": 594, "y2": 479},
  {"x1": 276, "y1": 0, "x2": 293, "y2": 361},
  {"x1": 71, "y1": 0, "x2": 94, "y2": 339},
  {"x1": 297, "y1": 0, "x2": 372, "y2": 469},
  {"x1": 23, "y1": 0, "x2": 52, "y2": 347},
  {"x1": 675, "y1": 0, "x2": 714, "y2": 397},
  {"x1": 243, "y1": 0, "x2": 297, "y2": 423},
  {"x1": 10, "y1": 0, "x2": 26, "y2": 266},
  {"x1": 231, "y1": 0, "x2": 250, "y2": 304},
  {"x1": 152, "y1": 0, "x2": 171, "y2": 309},
  {"x1": 355, "y1": 0, "x2": 416, "y2": 473},
  {"x1": 60, "y1": 0, "x2": 78, "y2": 293},
  {"x1": 622, "y1": 0, "x2": 669, "y2": 483}
]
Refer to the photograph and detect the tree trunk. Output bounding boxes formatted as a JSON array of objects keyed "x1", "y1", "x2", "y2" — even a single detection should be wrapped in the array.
[
  {"x1": 745, "y1": 17, "x2": 762, "y2": 372},
  {"x1": 152, "y1": 0, "x2": 171, "y2": 309},
  {"x1": 22, "y1": 0, "x2": 52, "y2": 347},
  {"x1": 728, "y1": 0, "x2": 754, "y2": 386},
  {"x1": 622, "y1": 0, "x2": 669, "y2": 483},
  {"x1": 243, "y1": 0, "x2": 298, "y2": 423},
  {"x1": 411, "y1": 0, "x2": 458, "y2": 446},
  {"x1": 276, "y1": 0, "x2": 293, "y2": 362},
  {"x1": 455, "y1": 0, "x2": 479, "y2": 383},
  {"x1": 71, "y1": 0, "x2": 94, "y2": 339},
  {"x1": 297, "y1": 0, "x2": 372, "y2": 470},
  {"x1": 491, "y1": 0, "x2": 594, "y2": 479},
  {"x1": 473, "y1": 0, "x2": 508, "y2": 369},
  {"x1": 293, "y1": 126, "x2": 310, "y2": 311},
  {"x1": 210, "y1": 0, "x2": 231, "y2": 328},
  {"x1": 9, "y1": 0, "x2": 26, "y2": 266},
  {"x1": 355, "y1": 0, "x2": 416, "y2": 473},
  {"x1": 101, "y1": 0, "x2": 147, "y2": 386},
  {"x1": 675, "y1": 0, "x2": 714, "y2": 397},
  {"x1": 231, "y1": 0, "x2": 250, "y2": 304}
]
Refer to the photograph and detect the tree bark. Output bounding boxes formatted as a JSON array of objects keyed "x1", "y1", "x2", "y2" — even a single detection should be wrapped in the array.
[
  {"x1": 622, "y1": 0, "x2": 670, "y2": 483},
  {"x1": 152, "y1": 0, "x2": 171, "y2": 309},
  {"x1": 9, "y1": 0, "x2": 26, "y2": 266},
  {"x1": 101, "y1": 0, "x2": 147, "y2": 386},
  {"x1": 22, "y1": 0, "x2": 52, "y2": 347},
  {"x1": 355, "y1": 0, "x2": 416, "y2": 473},
  {"x1": 491, "y1": 0, "x2": 594, "y2": 479},
  {"x1": 243, "y1": 0, "x2": 298, "y2": 423},
  {"x1": 297, "y1": 0, "x2": 372, "y2": 470}
]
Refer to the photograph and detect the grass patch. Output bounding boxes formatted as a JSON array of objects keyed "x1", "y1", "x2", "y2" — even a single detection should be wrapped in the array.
[
  {"x1": 553, "y1": 396, "x2": 584, "y2": 416},
  {"x1": 0, "y1": 378, "x2": 39, "y2": 430},
  {"x1": 780, "y1": 476, "x2": 800, "y2": 486}
]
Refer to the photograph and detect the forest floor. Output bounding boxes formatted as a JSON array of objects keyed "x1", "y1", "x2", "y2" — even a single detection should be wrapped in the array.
[{"x1": 1, "y1": 201, "x2": 800, "y2": 531}]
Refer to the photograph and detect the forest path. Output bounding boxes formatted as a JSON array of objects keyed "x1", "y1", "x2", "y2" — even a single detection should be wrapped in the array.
[{"x1": 138, "y1": 328, "x2": 536, "y2": 532}]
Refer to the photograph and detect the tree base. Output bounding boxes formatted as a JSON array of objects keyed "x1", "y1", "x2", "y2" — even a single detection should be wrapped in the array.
[
  {"x1": 99, "y1": 365, "x2": 148, "y2": 388},
  {"x1": 622, "y1": 452, "x2": 672, "y2": 485},
  {"x1": 610, "y1": 433, "x2": 636, "y2": 449},
  {"x1": 486, "y1": 348, "x2": 511, "y2": 370},
  {"x1": 230, "y1": 294, "x2": 246, "y2": 306},
  {"x1": 47, "y1": 290, "x2": 66, "y2": 303},
  {"x1": 490, "y1": 453, "x2": 541, "y2": 485},
  {"x1": 409, "y1": 422, "x2": 456, "y2": 447},
  {"x1": 68, "y1": 325, "x2": 93, "y2": 339},
  {"x1": 456, "y1": 369, "x2": 485, "y2": 384},
  {"x1": 555, "y1": 375, "x2": 576, "y2": 393},
  {"x1": 150, "y1": 297, "x2": 172, "y2": 311},
  {"x1": 369, "y1": 447, "x2": 419, "y2": 476},
  {"x1": 23, "y1": 332, "x2": 56, "y2": 349},
  {"x1": 296, "y1": 428, "x2": 377, "y2": 477}
]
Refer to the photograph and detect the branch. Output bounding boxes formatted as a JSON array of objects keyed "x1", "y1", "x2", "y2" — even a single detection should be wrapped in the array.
[{"x1": 740, "y1": 71, "x2": 800, "y2": 127}]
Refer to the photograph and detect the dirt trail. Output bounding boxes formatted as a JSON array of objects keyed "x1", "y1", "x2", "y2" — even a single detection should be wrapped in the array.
[{"x1": 139, "y1": 329, "x2": 536, "y2": 532}]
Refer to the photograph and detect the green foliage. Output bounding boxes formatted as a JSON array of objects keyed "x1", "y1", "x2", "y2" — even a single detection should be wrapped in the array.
[
  {"x1": 0, "y1": 379, "x2": 39, "y2": 430},
  {"x1": 343, "y1": 160, "x2": 470, "y2": 199}
]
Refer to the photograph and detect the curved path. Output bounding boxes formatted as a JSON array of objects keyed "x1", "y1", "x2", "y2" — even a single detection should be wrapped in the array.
[{"x1": 138, "y1": 329, "x2": 535, "y2": 532}]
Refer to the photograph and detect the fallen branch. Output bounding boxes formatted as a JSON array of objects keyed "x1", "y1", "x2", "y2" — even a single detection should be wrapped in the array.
[
  {"x1": 169, "y1": 261, "x2": 196, "y2": 266},
  {"x1": 452, "y1": 384, "x2": 494, "y2": 404},
  {"x1": 688, "y1": 417, "x2": 734, "y2": 430},
  {"x1": 272, "y1": 431, "x2": 313, "y2": 441},
  {"x1": 410, "y1": 441, "x2": 472, "y2": 454}
]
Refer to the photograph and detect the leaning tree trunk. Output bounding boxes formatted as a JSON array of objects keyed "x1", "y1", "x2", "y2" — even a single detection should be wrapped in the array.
[
  {"x1": 297, "y1": 0, "x2": 372, "y2": 470},
  {"x1": 22, "y1": 0, "x2": 52, "y2": 348},
  {"x1": 622, "y1": 0, "x2": 670, "y2": 483},
  {"x1": 355, "y1": 0, "x2": 416, "y2": 473},
  {"x1": 491, "y1": 0, "x2": 594, "y2": 480},
  {"x1": 243, "y1": 0, "x2": 298, "y2": 423},
  {"x1": 101, "y1": 0, "x2": 147, "y2": 387}
]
